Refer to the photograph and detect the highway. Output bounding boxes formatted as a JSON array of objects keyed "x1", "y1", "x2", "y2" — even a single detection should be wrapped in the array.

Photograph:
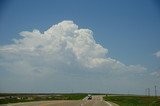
[{"x1": 1, "y1": 95, "x2": 119, "y2": 106}]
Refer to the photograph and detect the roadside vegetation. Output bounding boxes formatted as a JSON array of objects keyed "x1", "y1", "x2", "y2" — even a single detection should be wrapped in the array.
[
  {"x1": 104, "y1": 95, "x2": 160, "y2": 106},
  {"x1": 0, "y1": 93, "x2": 87, "y2": 104}
]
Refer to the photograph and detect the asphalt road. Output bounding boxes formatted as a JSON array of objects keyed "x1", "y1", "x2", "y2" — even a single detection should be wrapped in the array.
[{"x1": 1, "y1": 95, "x2": 118, "y2": 106}]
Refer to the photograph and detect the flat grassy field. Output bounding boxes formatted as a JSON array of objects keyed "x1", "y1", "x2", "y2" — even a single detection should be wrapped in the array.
[
  {"x1": 104, "y1": 95, "x2": 160, "y2": 106},
  {"x1": 0, "y1": 93, "x2": 87, "y2": 104}
]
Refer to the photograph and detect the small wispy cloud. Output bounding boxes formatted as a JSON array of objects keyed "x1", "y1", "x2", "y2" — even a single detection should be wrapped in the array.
[
  {"x1": 151, "y1": 51, "x2": 160, "y2": 77},
  {"x1": 151, "y1": 70, "x2": 160, "y2": 77},
  {"x1": 154, "y1": 50, "x2": 160, "y2": 58}
]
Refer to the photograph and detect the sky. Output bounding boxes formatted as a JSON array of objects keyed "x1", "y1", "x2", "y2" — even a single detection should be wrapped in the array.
[{"x1": 0, "y1": 0, "x2": 160, "y2": 95}]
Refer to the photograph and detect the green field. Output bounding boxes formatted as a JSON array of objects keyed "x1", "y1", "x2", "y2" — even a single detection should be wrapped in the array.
[
  {"x1": 0, "y1": 93, "x2": 87, "y2": 104},
  {"x1": 104, "y1": 95, "x2": 160, "y2": 106}
]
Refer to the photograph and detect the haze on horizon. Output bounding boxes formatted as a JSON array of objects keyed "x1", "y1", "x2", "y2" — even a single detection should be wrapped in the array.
[{"x1": 0, "y1": 0, "x2": 160, "y2": 95}]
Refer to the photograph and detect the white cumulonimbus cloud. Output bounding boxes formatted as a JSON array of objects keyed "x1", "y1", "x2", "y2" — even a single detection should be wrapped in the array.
[
  {"x1": 0, "y1": 21, "x2": 146, "y2": 77},
  {"x1": 154, "y1": 50, "x2": 160, "y2": 58}
]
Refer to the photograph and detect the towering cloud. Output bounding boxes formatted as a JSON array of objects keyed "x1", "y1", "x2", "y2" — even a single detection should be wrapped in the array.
[{"x1": 0, "y1": 21, "x2": 146, "y2": 77}]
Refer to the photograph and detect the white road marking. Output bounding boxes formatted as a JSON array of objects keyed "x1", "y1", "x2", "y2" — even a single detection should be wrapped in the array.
[
  {"x1": 105, "y1": 101, "x2": 112, "y2": 106},
  {"x1": 80, "y1": 103, "x2": 83, "y2": 106}
]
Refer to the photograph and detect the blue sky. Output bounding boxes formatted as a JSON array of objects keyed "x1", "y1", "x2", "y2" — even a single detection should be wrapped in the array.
[{"x1": 0, "y1": 0, "x2": 160, "y2": 95}]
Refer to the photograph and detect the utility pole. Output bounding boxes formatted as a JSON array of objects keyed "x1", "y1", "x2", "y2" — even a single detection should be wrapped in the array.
[
  {"x1": 147, "y1": 88, "x2": 150, "y2": 96},
  {"x1": 155, "y1": 85, "x2": 157, "y2": 97},
  {"x1": 147, "y1": 88, "x2": 150, "y2": 106},
  {"x1": 127, "y1": 90, "x2": 130, "y2": 95},
  {"x1": 145, "y1": 89, "x2": 147, "y2": 96}
]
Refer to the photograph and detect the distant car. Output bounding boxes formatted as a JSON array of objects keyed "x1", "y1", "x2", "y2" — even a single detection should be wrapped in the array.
[{"x1": 87, "y1": 94, "x2": 92, "y2": 100}]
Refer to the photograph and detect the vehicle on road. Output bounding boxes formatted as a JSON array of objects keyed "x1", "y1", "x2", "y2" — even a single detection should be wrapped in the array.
[{"x1": 87, "y1": 94, "x2": 92, "y2": 100}]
